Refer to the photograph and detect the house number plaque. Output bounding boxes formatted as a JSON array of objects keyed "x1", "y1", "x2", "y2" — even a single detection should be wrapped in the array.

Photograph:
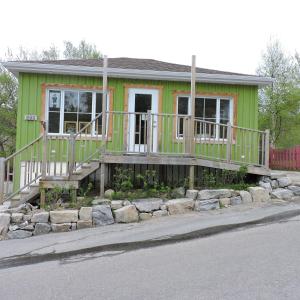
[{"x1": 24, "y1": 114, "x2": 38, "y2": 121}]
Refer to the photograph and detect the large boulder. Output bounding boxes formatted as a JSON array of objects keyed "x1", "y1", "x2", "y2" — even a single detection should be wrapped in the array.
[
  {"x1": 111, "y1": 200, "x2": 123, "y2": 210},
  {"x1": 277, "y1": 177, "x2": 292, "y2": 188},
  {"x1": 92, "y1": 205, "x2": 114, "y2": 226},
  {"x1": 185, "y1": 189, "x2": 199, "y2": 200},
  {"x1": 79, "y1": 207, "x2": 92, "y2": 221},
  {"x1": 219, "y1": 198, "x2": 230, "y2": 207},
  {"x1": 271, "y1": 188, "x2": 294, "y2": 200},
  {"x1": 197, "y1": 189, "x2": 231, "y2": 200},
  {"x1": 0, "y1": 213, "x2": 10, "y2": 235},
  {"x1": 248, "y1": 187, "x2": 270, "y2": 202},
  {"x1": 195, "y1": 199, "x2": 219, "y2": 211},
  {"x1": 7, "y1": 230, "x2": 32, "y2": 239},
  {"x1": 287, "y1": 185, "x2": 300, "y2": 196},
  {"x1": 166, "y1": 198, "x2": 194, "y2": 215},
  {"x1": 271, "y1": 180, "x2": 279, "y2": 189},
  {"x1": 132, "y1": 198, "x2": 163, "y2": 213},
  {"x1": 139, "y1": 213, "x2": 152, "y2": 221},
  {"x1": 114, "y1": 205, "x2": 139, "y2": 223},
  {"x1": 31, "y1": 212, "x2": 49, "y2": 223},
  {"x1": 33, "y1": 223, "x2": 51, "y2": 235},
  {"x1": 50, "y1": 210, "x2": 78, "y2": 224},
  {"x1": 152, "y1": 210, "x2": 168, "y2": 217},
  {"x1": 240, "y1": 191, "x2": 252, "y2": 204}
]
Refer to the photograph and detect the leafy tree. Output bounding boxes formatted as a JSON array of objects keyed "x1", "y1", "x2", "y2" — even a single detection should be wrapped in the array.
[
  {"x1": 257, "y1": 40, "x2": 300, "y2": 147},
  {"x1": 63, "y1": 40, "x2": 102, "y2": 59}
]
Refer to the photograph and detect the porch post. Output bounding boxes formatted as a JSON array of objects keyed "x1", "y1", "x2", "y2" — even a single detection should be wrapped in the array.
[
  {"x1": 0, "y1": 157, "x2": 5, "y2": 204},
  {"x1": 226, "y1": 122, "x2": 232, "y2": 163},
  {"x1": 189, "y1": 55, "x2": 196, "y2": 189},
  {"x1": 265, "y1": 129, "x2": 270, "y2": 169},
  {"x1": 41, "y1": 121, "x2": 47, "y2": 179}
]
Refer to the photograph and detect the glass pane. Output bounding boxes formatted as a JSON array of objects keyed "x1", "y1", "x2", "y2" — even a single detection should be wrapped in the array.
[
  {"x1": 79, "y1": 92, "x2": 92, "y2": 113},
  {"x1": 204, "y1": 98, "x2": 216, "y2": 122},
  {"x1": 220, "y1": 99, "x2": 230, "y2": 123},
  {"x1": 195, "y1": 98, "x2": 204, "y2": 119},
  {"x1": 96, "y1": 93, "x2": 103, "y2": 114},
  {"x1": 48, "y1": 112, "x2": 60, "y2": 133},
  {"x1": 49, "y1": 91, "x2": 61, "y2": 111},
  {"x1": 64, "y1": 91, "x2": 78, "y2": 112},
  {"x1": 64, "y1": 113, "x2": 78, "y2": 134},
  {"x1": 178, "y1": 97, "x2": 189, "y2": 115},
  {"x1": 135, "y1": 94, "x2": 152, "y2": 112},
  {"x1": 79, "y1": 114, "x2": 92, "y2": 134}
]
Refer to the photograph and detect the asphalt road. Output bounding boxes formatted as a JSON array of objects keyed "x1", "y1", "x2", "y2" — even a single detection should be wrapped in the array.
[{"x1": 1, "y1": 217, "x2": 300, "y2": 300}]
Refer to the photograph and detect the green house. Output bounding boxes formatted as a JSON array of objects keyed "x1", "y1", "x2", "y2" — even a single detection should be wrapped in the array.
[{"x1": 0, "y1": 57, "x2": 272, "y2": 204}]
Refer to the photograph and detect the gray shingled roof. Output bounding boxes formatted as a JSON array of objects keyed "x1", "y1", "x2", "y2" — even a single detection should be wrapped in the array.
[{"x1": 20, "y1": 57, "x2": 251, "y2": 76}]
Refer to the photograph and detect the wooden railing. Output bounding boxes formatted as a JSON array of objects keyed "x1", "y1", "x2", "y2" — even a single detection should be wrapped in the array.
[{"x1": 0, "y1": 110, "x2": 269, "y2": 203}]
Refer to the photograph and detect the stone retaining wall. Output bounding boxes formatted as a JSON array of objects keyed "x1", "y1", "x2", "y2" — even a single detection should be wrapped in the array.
[{"x1": 0, "y1": 175, "x2": 297, "y2": 240}]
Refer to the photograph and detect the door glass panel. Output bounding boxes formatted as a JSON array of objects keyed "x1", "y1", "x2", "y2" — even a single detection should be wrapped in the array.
[
  {"x1": 220, "y1": 99, "x2": 230, "y2": 139},
  {"x1": 178, "y1": 97, "x2": 189, "y2": 136},
  {"x1": 134, "y1": 94, "x2": 152, "y2": 145},
  {"x1": 95, "y1": 93, "x2": 103, "y2": 135},
  {"x1": 48, "y1": 90, "x2": 61, "y2": 133}
]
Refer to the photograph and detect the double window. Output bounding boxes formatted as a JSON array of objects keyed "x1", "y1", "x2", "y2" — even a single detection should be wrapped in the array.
[
  {"x1": 177, "y1": 96, "x2": 233, "y2": 139},
  {"x1": 47, "y1": 89, "x2": 108, "y2": 135}
]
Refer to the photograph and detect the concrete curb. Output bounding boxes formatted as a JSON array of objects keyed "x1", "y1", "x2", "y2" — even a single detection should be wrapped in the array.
[{"x1": 1, "y1": 208, "x2": 300, "y2": 270}]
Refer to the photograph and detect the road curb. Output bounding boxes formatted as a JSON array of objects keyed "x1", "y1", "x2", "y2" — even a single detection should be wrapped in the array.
[{"x1": 1, "y1": 208, "x2": 300, "y2": 270}]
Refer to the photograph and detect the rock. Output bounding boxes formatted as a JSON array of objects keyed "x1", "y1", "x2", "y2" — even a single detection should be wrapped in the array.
[
  {"x1": 92, "y1": 198, "x2": 111, "y2": 205},
  {"x1": 197, "y1": 189, "x2": 231, "y2": 200},
  {"x1": 71, "y1": 223, "x2": 77, "y2": 231},
  {"x1": 259, "y1": 181, "x2": 272, "y2": 192},
  {"x1": 287, "y1": 185, "x2": 300, "y2": 196},
  {"x1": 9, "y1": 225, "x2": 19, "y2": 231},
  {"x1": 219, "y1": 198, "x2": 231, "y2": 207},
  {"x1": 271, "y1": 180, "x2": 279, "y2": 189},
  {"x1": 160, "y1": 204, "x2": 167, "y2": 211},
  {"x1": 114, "y1": 205, "x2": 139, "y2": 223},
  {"x1": 92, "y1": 205, "x2": 114, "y2": 226},
  {"x1": 123, "y1": 200, "x2": 131, "y2": 206},
  {"x1": 51, "y1": 223, "x2": 71, "y2": 232},
  {"x1": 152, "y1": 210, "x2": 168, "y2": 217},
  {"x1": 277, "y1": 177, "x2": 292, "y2": 188},
  {"x1": 104, "y1": 189, "x2": 115, "y2": 199},
  {"x1": 8, "y1": 230, "x2": 32, "y2": 239},
  {"x1": 79, "y1": 207, "x2": 92, "y2": 221},
  {"x1": 261, "y1": 176, "x2": 272, "y2": 183},
  {"x1": 240, "y1": 191, "x2": 252, "y2": 204},
  {"x1": 230, "y1": 196, "x2": 242, "y2": 206},
  {"x1": 0, "y1": 201, "x2": 11, "y2": 212},
  {"x1": 271, "y1": 188, "x2": 294, "y2": 200},
  {"x1": 132, "y1": 198, "x2": 163, "y2": 213},
  {"x1": 23, "y1": 224, "x2": 35, "y2": 231},
  {"x1": 0, "y1": 213, "x2": 10, "y2": 235},
  {"x1": 139, "y1": 213, "x2": 152, "y2": 221},
  {"x1": 248, "y1": 187, "x2": 270, "y2": 202},
  {"x1": 172, "y1": 187, "x2": 185, "y2": 197},
  {"x1": 77, "y1": 220, "x2": 93, "y2": 229},
  {"x1": 166, "y1": 198, "x2": 195, "y2": 215},
  {"x1": 230, "y1": 190, "x2": 240, "y2": 197},
  {"x1": 185, "y1": 189, "x2": 199, "y2": 200},
  {"x1": 31, "y1": 212, "x2": 49, "y2": 223},
  {"x1": 33, "y1": 223, "x2": 51, "y2": 235},
  {"x1": 111, "y1": 200, "x2": 123, "y2": 210},
  {"x1": 23, "y1": 214, "x2": 32, "y2": 222},
  {"x1": 11, "y1": 213, "x2": 23, "y2": 223},
  {"x1": 195, "y1": 199, "x2": 219, "y2": 211},
  {"x1": 50, "y1": 210, "x2": 78, "y2": 224}
]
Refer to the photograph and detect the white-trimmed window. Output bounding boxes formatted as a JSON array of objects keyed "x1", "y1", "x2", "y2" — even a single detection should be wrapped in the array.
[
  {"x1": 46, "y1": 89, "x2": 109, "y2": 135},
  {"x1": 177, "y1": 95, "x2": 233, "y2": 139}
]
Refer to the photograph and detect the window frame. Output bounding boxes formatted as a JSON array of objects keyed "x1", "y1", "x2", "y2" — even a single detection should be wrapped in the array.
[
  {"x1": 176, "y1": 94, "x2": 234, "y2": 140},
  {"x1": 46, "y1": 88, "x2": 110, "y2": 136}
]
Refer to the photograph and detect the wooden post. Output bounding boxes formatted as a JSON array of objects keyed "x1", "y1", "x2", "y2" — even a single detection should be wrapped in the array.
[
  {"x1": 189, "y1": 55, "x2": 196, "y2": 189},
  {"x1": 100, "y1": 163, "x2": 105, "y2": 198},
  {"x1": 0, "y1": 157, "x2": 5, "y2": 204},
  {"x1": 147, "y1": 110, "x2": 152, "y2": 156},
  {"x1": 68, "y1": 133, "x2": 75, "y2": 178},
  {"x1": 226, "y1": 122, "x2": 232, "y2": 163},
  {"x1": 41, "y1": 121, "x2": 47, "y2": 179},
  {"x1": 265, "y1": 129, "x2": 270, "y2": 169}
]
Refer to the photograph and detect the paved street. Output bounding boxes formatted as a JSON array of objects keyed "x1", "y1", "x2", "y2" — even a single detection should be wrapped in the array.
[{"x1": 1, "y1": 215, "x2": 300, "y2": 300}]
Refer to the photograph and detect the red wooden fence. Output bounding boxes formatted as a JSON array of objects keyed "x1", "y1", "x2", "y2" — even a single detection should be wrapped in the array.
[{"x1": 270, "y1": 146, "x2": 300, "y2": 170}]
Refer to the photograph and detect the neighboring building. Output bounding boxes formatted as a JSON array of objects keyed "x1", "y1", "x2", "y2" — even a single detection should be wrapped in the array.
[{"x1": 0, "y1": 57, "x2": 272, "y2": 204}]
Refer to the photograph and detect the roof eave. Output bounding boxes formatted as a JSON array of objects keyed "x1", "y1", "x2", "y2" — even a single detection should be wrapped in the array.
[{"x1": 1, "y1": 62, "x2": 273, "y2": 87}]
